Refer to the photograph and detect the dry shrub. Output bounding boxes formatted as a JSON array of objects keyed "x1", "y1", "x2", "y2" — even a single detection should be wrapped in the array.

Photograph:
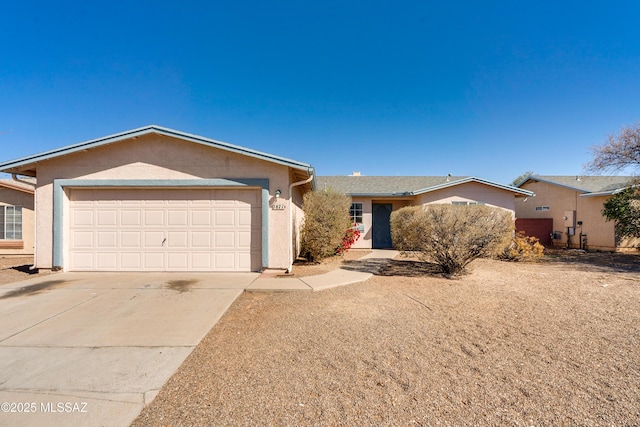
[
  {"x1": 391, "y1": 204, "x2": 513, "y2": 276},
  {"x1": 300, "y1": 189, "x2": 353, "y2": 262},
  {"x1": 500, "y1": 232, "x2": 545, "y2": 261}
]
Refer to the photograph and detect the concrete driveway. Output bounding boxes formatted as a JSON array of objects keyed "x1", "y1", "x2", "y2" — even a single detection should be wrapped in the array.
[{"x1": 0, "y1": 271, "x2": 258, "y2": 427}]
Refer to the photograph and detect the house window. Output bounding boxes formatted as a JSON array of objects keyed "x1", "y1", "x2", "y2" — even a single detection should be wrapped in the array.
[
  {"x1": 0, "y1": 205, "x2": 23, "y2": 240},
  {"x1": 535, "y1": 206, "x2": 550, "y2": 211},
  {"x1": 350, "y1": 202, "x2": 363, "y2": 224}
]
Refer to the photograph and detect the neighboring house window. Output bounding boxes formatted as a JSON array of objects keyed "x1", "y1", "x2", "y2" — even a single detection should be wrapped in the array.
[
  {"x1": 535, "y1": 206, "x2": 550, "y2": 211},
  {"x1": 452, "y1": 201, "x2": 484, "y2": 206},
  {"x1": 0, "y1": 205, "x2": 22, "y2": 240},
  {"x1": 350, "y1": 203, "x2": 363, "y2": 224}
]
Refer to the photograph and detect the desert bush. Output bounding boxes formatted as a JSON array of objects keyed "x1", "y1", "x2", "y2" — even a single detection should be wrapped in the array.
[
  {"x1": 391, "y1": 204, "x2": 513, "y2": 276},
  {"x1": 300, "y1": 189, "x2": 353, "y2": 262},
  {"x1": 500, "y1": 232, "x2": 545, "y2": 261}
]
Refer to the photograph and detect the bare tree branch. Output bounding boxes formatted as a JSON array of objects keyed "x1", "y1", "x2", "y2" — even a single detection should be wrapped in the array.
[{"x1": 586, "y1": 123, "x2": 640, "y2": 173}]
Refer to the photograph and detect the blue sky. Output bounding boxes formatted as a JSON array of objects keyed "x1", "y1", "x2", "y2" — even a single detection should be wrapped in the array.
[{"x1": 2, "y1": 1, "x2": 640, "y2": 184}]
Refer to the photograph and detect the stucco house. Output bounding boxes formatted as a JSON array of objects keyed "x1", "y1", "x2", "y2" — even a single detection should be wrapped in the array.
[
  {"x1": 515, "y1": 175, "x2": 638, "y2": 251},
  {"x1": 317, "y1": 175, "x2": 533, "y2": 249},
  {"x1": 0, "y1": 179, "x2": 35, "y2": 256},
  {"x1": 0, "y1": 126, "x2": 315, "y2": 272}
]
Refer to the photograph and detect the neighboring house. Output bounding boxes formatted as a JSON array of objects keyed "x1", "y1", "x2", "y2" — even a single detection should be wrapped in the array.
[
  {"x1": 514, "y1": 175, "x2": 638, "y2": 251},
  {"x1": 0, "y1": 178, "x2": 35, "y2": 256},
  {"x1": 317, "y1": 174, "x2": 533, "y2": 249},
  {"x1": 0, "y1": 126, "x2": 315, "y2": 272}
]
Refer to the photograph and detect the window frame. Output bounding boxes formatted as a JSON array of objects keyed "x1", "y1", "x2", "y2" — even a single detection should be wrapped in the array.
[
  {"x1": 0, "y1": 205, "x2": 23, "y2": 240},
  {"x1": 451, "y1": 201, "x2": 484, "y2": 206},
  {"x1": 350, "y1": 202, "x2": 363, "y2": 224}
]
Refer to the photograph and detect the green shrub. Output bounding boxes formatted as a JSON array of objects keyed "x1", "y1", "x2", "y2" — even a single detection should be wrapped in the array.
[
  {"x1": 300, "y1": 189, "x2": 353, "y2": 262},
  {"x1": 391, "y1": 204, "x2": 513, "y2": 276},
  {"x1": 500, "y1": 232, "x2": 545, "y2": 261}
]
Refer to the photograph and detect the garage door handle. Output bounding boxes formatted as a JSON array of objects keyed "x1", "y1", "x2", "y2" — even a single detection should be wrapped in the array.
[{"x1": 162, "y1": 238, "x2": 166, "y2": 246}]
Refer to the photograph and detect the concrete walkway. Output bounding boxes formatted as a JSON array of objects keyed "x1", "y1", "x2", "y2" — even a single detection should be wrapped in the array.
[{"x1": 246, "y1": 249, "x2": 398, "y2": 292}]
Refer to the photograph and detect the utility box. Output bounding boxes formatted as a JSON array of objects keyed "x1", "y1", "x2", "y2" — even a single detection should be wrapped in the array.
[{"x1": 563, "y1": 210, "x2": 576, "y2": 228}]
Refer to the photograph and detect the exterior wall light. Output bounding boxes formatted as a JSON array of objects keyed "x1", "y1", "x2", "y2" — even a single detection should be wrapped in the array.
[{"x1": 275, "y1": 190, "x2": 281, "y2": 199}]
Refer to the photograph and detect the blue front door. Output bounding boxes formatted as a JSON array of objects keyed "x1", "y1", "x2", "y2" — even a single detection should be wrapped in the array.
[{"x1": 372, "y1": 203, "x2": 393, "y2": 248}]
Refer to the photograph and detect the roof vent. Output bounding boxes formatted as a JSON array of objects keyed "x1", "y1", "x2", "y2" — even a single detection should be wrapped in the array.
[{"x1": 351, "y1": 171, "x2": 361, "y2": 176}]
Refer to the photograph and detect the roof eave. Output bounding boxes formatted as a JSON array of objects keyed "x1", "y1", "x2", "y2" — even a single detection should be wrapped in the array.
[
  {"x1": 413, "y1": 177, "x2": 534, "y2": 197},
  {"x1": 0, "y1": 125, "x2": 314, "y2": 174},
  {"x1": 0, "y1": 181, "x2": 35, "y2": 195},
  {"x1": 518, "y1": 176, "x2": 588, "y2": 193}
]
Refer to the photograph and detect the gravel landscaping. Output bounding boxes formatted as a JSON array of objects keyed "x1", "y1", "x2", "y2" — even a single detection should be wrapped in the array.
[{"x1": 130, "y1": 251, "x2": 640, "y2": 426}]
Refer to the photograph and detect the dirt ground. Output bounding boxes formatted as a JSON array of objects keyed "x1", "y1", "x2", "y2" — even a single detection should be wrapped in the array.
[
  {"x1": 2, "y1": 252, "x2": 639, "y2": 425},
  {"x1": 0, "y1": 256, "x2": 50, "y2": 285},
  {"x1": 127, "y1": 250, "x2": 640, "y2": 426}
]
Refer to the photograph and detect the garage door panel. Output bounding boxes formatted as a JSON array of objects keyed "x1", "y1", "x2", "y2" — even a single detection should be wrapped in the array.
[
  {"x1": 168, "y1": 210, "x2": 188, "y2": 226},
  {"x1": 215, "y1": 210, "x2": 235, "y2": 226},
  {"x1": 144, "y1": 210, "x2": 165, "y2": 226},
  {"x1": 214, "y1": 253, "x2": 235, "y2": 269},
  {"x1": 72, "y1": 231, "x2": 94, "y2": 248},
  {"x1": 121, "y1": 232, "x2": 142, "y2": 248},
  {"x1": 215, "y1": 231, "x2": 235, "y2": 247},
  {"x1": 168, "y1": 231, "x2": 188, "y2": 247},
  {"x1": 238, "y1": 210, "x2": 252, "y2": 226},
  {"x1": 72, "y1": 253, "x2": 94, "y2": 269},
  {"x1": 121, "y1": 210, "x2": 141, "y2": 226},
  {"x1": 191, "y1": 231, "x2": 211, "y2": 247},
  {"x1": 238, "y1": 231, "x2": 252, "y2": 248},
  {"x1": 191, "y1": 210, "x2": 212, "y2": 226},
  {"x1": 69, "y1": 188, "x2": 261, "y2": 271},
  {"x1": 192, "y1": 253, "x2": 212, "y2": 269},
  {"x1": 144, "y1": 253, "x2": 165, "y2": 269},
  {"x1": 144, "y1": 231, "x2": 165, "y2": 248},
  {"x1": 121, "y1": 253, "x2": 142, "y2": 269},
  {"x1": 168, "y1": 252, "x2": 188, "y2": 269},
  {"x1": 97, "y1": 252, "x2": 117, "y2": 269},
  {"x1": 97, "y1": 232, "x2": 117, "y2": 248},
  {"x1": 73, "y1": 210, "x2": 94, "y2": 226}
]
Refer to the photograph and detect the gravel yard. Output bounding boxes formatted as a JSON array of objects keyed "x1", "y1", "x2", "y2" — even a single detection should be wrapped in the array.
[{"x1": 131, "y1": 251, "x2": 640, "y2": 426}]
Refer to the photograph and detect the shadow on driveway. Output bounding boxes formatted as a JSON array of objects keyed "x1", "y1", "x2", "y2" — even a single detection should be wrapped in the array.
[{"x1": 0, "y1": 280, "x2": 73, "y2": 299}]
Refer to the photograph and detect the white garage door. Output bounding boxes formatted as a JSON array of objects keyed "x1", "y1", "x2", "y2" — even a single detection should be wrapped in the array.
[{"x1": 68, "y1": 188, "x2": 261, "y2": 271}]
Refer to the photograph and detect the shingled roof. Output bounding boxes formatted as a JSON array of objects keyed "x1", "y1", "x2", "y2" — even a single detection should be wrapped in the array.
[
  {"x1": 316, "y1": 175, "x2": 532, "y2": 196},
  {"x1": 517, "y1": 175, "x2": 637, "y2": 196}
]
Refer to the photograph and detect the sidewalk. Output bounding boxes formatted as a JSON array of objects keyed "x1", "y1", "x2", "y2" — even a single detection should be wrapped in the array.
[{"x1": 246, "y1": 249, "x2": 398, "y2": 292}]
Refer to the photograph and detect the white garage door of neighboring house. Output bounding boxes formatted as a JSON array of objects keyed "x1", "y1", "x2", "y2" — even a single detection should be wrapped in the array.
[{"x1": 69, "y1": 188, "x2": 261, "y2": 272}]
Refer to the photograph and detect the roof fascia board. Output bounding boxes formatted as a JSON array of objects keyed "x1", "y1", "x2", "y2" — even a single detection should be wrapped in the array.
[
  {"x1": 0, "y1": 181, "x2": 35, "y2": 194},
  {"x1": 0, "y1": 125, "x2": 314, "y2": 176},
  {"x1": 519, "y1": 176, "x2": 588, "y2": 193},
  {"x1": 580, "y1": 185, "x2": 636, "y2": 197},
  {"x1": 343, "y1": 192, "x2": 416, "y2": 197}
]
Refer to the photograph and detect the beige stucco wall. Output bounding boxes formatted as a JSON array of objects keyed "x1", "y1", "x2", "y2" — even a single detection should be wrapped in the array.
[
  {"x1": 33, "y1": 133, "x2": 299, "y2": 270},
  {"x1": 0, "y1": 187, "x2": 35, "y2": 256},
  {"x1": 418, "y1": 182, "x2": 517, "y2": 212},
  {"x1": 351, "y1": 182, "x2": 516, "y2": 249},
  {"x1": 515, "y1": 181, "x2": 619, "y2": 250}
]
